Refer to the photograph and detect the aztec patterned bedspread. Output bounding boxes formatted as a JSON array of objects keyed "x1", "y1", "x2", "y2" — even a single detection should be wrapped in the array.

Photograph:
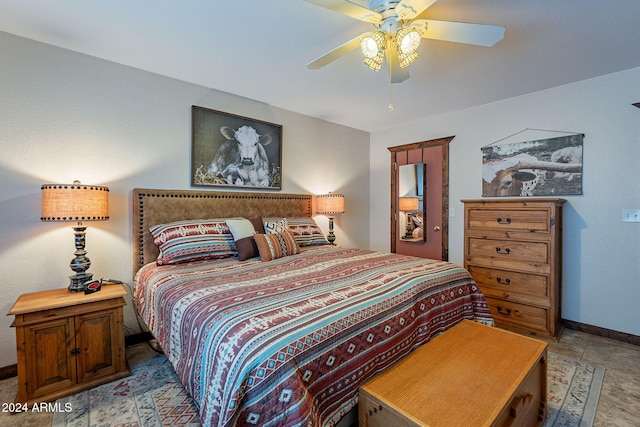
[{"x1": 134, "y1": 246, "x2": 493, "y2": 427}]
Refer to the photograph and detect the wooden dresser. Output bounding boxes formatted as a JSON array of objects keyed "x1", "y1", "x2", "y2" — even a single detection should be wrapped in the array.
[{"x1": 462, "y1": 199, "x2": 565, "y2": 340}]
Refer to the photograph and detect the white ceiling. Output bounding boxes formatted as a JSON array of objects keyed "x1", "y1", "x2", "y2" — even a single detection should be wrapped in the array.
[{"x1": 2, "y1": 0, "x2": 640, "y2": 132}]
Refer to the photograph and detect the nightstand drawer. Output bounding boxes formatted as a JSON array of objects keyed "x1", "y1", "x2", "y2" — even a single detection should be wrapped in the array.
[
  {"x1": 466, "y1": 207, "x2": 551, "y2": 232},
  {"x1": 468, "y1": 266, "x2": 549, "y2": 302},
  {"x1": 485, "y1": 296, "x2": 549, "y2": 333}
]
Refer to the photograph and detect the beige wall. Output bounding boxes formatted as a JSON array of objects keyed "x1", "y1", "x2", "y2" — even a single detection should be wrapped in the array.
[
  {"x1": 0, "y1": 32, "x2": 370, "y2": 368},
  {"x1": 370, "y1": 67, "x2": 640, "y2": 336},
  {"x1": 2, "y1": 28, "x2": 639, "y2": 369}
]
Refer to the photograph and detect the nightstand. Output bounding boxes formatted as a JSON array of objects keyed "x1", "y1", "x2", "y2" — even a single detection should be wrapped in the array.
[{"x1": 8, "y1": 284, "x2": 130, "y2": 404}]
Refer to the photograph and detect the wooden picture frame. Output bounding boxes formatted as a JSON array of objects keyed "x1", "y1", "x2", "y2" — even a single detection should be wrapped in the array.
[{"x1": 191, "y1": 106, "x2": 283, "y2": 190}]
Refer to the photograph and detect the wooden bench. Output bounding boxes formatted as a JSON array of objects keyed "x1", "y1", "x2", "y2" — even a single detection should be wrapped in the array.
[{"x1": 359, "y1": 319, "x2": 547, "y2": 427}]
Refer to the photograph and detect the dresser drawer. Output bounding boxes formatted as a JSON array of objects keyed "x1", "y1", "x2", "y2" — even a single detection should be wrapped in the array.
[
  {"x1": 466, "y1": 207, "x2": 551, "y2": 232},
  {"x1": 468, "y1": 266, "x2": 549, "y2": 302},
  {"x1": 485, "y1": 296, "x2": 549, "y2": 334},
  {"x1": 467, "y1": 237, "x2": 549, "y2": 264}
]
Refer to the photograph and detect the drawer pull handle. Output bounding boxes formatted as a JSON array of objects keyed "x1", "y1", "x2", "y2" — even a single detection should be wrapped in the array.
[
  {"x1": 70, "y1": 348, "x2": 81, "y2": 355},
  {"x1": 495, "y1": 247, "x2": 511, "y2": 254},
  {"x1": 497, "y1": 217, "x2": 511, "y2": 224},
  {"x1": 497, "y1": 306, "x2": 512, "y2": 316},
  {"x1": 496, "y1": 277, "x2": 511, "y2": 285}
]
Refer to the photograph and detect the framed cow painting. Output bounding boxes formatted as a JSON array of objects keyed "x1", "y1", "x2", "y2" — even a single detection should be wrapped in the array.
[{"x1": 191, "y1": 106, "x2": 283, "y2": 190}]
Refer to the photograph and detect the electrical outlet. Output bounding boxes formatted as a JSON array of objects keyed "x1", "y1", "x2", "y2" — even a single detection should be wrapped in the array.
[{"x1": 623, "y1": 209, "x2": 640, "y2": 223}]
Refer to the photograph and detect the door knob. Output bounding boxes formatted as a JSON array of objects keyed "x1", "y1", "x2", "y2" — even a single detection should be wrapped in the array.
[{"x1": 433, "y1": 225, "x2": 441, "y2": 232}]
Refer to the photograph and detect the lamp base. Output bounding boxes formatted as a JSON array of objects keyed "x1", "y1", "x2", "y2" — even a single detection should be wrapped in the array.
[
  {"x1": 69, "y1": 273, "x2": 93, "y2": 292},
  {"x1": 327, "y1": 231, "x2": 336, "y2": 245},
  {"x1": 327, "y1": 216, "x2": 336, "y2": 245},
  {"x1": 68, "y1": 225, "x2": 93, "y2": 292}
]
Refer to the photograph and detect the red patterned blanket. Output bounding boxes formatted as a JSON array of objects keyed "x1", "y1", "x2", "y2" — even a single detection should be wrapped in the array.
[{"x1": 134, "y1": 246, "x2": 492, "y2": 427}]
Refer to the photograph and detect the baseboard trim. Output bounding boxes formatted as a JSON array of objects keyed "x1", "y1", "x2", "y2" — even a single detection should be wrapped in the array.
[
  {"x1": 125, "y1": 331, "x2": 154, "y2": 347},
  {"x1": 0, "y1": 364, "x2": 17, "y2": 381},
  {"x1": 564, "y1": 319, "x2": 640, "y2": 346}
]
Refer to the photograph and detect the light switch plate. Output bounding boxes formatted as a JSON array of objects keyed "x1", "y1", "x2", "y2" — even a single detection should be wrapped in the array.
[{"x1": 623, "y1": 209, "x2": 640, "y2": 222}]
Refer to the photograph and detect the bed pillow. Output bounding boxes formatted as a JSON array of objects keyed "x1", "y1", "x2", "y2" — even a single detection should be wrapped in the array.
[
  {"x1": 263, "y1": 217, "x2": 289, "y2": 234},
  {"x1": 411, "y1": 212, "x2": 424, "y2": 228},
  {"x1": 254, "y1": 231, "x2": 300, "y2": 261},
  {"x1": 286, "y1": 217, "x2": 330, "y2": 246},
  {"x1": 226, "y1": 217, "x2": 264, "y2": 261},
  {"x1": 149, "y1": 218, "x2": 236, "y2": 265}
]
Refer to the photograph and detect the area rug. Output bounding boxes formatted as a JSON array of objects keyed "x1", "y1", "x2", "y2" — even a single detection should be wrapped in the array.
[
  {"x1": 52, "y1": 351, "x2": 604, "y2": 427},
  {"x1": 544, "y1": 352, "x2": 605, "y2": 427},
  {"x1": 51, "y1": 355, "x2": 200, "y2": 427}
]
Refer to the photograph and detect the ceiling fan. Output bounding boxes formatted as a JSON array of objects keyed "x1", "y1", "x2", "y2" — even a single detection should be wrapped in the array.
[{"x1": 304, "y1": 0, "x2": 505, "y2": 83}]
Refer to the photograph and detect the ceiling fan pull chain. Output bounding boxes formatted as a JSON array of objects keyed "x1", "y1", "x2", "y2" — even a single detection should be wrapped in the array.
[{"x1": 388, "y1": 76, "x2": 394, "y2": 112}]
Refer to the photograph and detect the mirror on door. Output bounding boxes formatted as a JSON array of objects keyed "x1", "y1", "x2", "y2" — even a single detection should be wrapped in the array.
[{"x1": 398, "y1": 163, "x2": 426, "y2": 242}]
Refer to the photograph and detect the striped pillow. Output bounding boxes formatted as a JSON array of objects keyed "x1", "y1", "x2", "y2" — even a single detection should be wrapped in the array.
[
  {"x1": 286, "y1": 217, "x2": 329, "y2": 246},
  {"x1": 149, "y1": 219, "x2": 236, "y2": 265},
  {"x1": 254, "y1": 232, "x2": 300, "y2": 261}
]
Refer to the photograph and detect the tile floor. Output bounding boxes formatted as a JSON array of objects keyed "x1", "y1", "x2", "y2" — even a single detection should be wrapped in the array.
[
  {"x1": 547, "y1": 328, "x2": 640, "y2": 426},
  {"x1": 0, "y1": 329, "x2": 638, "y2": 427}
]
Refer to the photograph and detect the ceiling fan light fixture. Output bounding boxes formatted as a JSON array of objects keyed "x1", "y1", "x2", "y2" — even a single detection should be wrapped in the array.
[
  {"x1": 360, "y1": 31, "x2": 385, "y2": 58},
  {"x1": 360, "y1": 31, "x2": 386, "y2": 71},
  {"x1": 363, "y1": 55, "x2": 384, "y2": 71},
  {"x1": 396, "y1": 27, "x2": 421, "y2": 68},
  {"x1": 397, "y1": 28, "x2": 421, "y2": 54},
  {"x1": 398, "y1": 50, "x2": 418, "y2": 68}
]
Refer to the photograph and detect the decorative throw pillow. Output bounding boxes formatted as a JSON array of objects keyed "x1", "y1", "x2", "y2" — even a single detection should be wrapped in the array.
[
  {"x1": 286, "y1": 217, "x2": 330, "y2": 246},
  {"x1": 149, "y1": 219, "x2": 236, "y2": 265},
  {"x1": 254, "y1": 231, "x2": 300, "y2": 261},
  {"x1": 263, "y1": 217, "x2": 289, "y2": 234},
  {"x1": 226, "y1": 217, "x2": 264, "y2": 261},
  {"x1": 411, "y1": 212, "x2": 424, "y2": 228},
  {"x1": 249, "y1": 216, "x2": 265, "y2": 234}
]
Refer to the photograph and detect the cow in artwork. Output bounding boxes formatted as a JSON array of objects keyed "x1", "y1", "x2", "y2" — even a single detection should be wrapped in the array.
[{"x1": 207, "y1": 125, "x2": 272, "y2": 187}]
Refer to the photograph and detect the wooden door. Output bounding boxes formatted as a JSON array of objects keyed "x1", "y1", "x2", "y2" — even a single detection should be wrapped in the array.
[
  {"x1": 76, "y1": 308, "x2": 119, "y2": 384},
  {"x1": 25, "y1": 317, "x2": 76, "y2": 399},
  {"x1": 389, "y1": 136, "x2": 453, "y2": 260}
]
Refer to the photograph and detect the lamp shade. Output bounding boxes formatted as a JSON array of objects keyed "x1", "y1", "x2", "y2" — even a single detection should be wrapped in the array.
[
  {"x1": 399, "y1": 196, "x2": 419, "y2": 212},
  {"x1": 41, "y1": 181, "x2": 109, "y2": 222},
  {"x1": 316, "y1": 193, "x2": 345, "y2": 215}
]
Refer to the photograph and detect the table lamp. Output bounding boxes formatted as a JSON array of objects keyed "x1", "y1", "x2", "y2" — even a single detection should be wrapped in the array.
[
  {"x1": 399, "y1": 196, "x2": 419, "y2": 238},
  {"x1": 41, "y1": 181, "x2": 109, "y2": 292},
  {"x1": 316, "y1": 193, "x2": 345, "y2": 245}
]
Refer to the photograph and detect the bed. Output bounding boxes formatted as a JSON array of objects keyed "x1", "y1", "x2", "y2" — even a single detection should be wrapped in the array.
[{"x1": 132, "y1": 188, "x2": 493, "y2": 427}]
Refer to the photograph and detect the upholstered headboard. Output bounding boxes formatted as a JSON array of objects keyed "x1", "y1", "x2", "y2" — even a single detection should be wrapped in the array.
[{"x1": 132, "y1": 188, "x2": 313, "y2": 275}]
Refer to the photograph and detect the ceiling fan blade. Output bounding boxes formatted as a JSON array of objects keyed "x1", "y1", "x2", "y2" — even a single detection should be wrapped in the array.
[
  {"x1": 302, "y1": 0, "x2": 382, "y2": 24},
  {"x1": 412, "y1": 19, "x2": 505, "y2": 47},
  {"x1": 386, "y1": 44, "x2": 410, "y2": 83},
  {"x1": 306, "y1": 34, "x2": 364, "y2": 70},
  {"x1": 396, "y1": 0, "x2": 438, "y2": 20}
]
